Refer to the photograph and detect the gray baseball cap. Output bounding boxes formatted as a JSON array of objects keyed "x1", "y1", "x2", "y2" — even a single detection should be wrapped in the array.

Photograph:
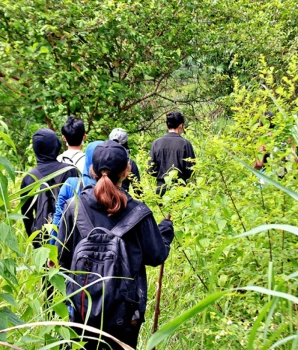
[{"x1": 109, "y1": 128, "x2": 128, "y2": 145}]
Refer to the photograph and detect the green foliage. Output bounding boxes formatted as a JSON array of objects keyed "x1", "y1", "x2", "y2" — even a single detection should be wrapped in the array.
[
  {"x1": 141, "y1": 58, "x2": 298, "y2": 349},
  {"x1": 1, "y1": 54, "x2": 298, "y2": 349},
  {"x1": 2, "y1": 0, "x2": 298, "y2": 165}
]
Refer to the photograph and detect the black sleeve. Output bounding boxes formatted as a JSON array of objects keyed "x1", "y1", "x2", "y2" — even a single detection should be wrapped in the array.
[
  {"x1": 56, "y1": 202, "x2": 76, "y2": 270},
  {"x1": 137, "y1": 215, "x2": 174, "y2": 267},
  {"x1": 20, "y1": 174, "x2": 36, "y2": 236}
]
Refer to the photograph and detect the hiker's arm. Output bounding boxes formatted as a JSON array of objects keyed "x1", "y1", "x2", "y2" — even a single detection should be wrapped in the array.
[
  {"x1": 20, "y1": 175, "x2": 35, "y2": 236},
  {"x1": 56, "y1": 208, "x2": 74, "y2": 270},
  {"x1": 254, "y1": 145, "x2": 267, "y2": 170},
  {"x1": 138, "y1": 215, "x2": 174, "y2": 267},
  {"x1": 50, "y1": 181, "x2": 74, "y2": 244}
]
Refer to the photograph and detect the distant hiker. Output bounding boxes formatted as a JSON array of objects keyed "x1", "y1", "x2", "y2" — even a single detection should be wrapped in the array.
[
  {"x1": 109, "y1": 127, "x2": 141, "y2": 195},
  {"x1": 49, "y1": 140, "x2": 103, "y2": 245},
  {"x1": 254, "y1": 112, "x2": 298, "y2": 177},
  {"x1": 21, "y1": 128, "x2": 78, "y2": 248},
  {"x1": 254, "y1": 112, "x2": 275, "y2": 171},
  {"x1": 57, "y1": 116, "x2": 86, "y2": 173},
  {"x1": 56, "y1": 140, "x2": 174, "y2": 349},
  {"x1": 148, "y1": 111, "x2": 196, "y2": 196}
]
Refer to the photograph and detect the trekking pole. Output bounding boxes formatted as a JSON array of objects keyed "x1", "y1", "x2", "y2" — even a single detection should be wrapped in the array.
[
  {"x1": 152, "y1": 262, "x2": 164, "y2": 334},
  {"x1": 152, "y1": 212, "x2": 170, "y2": 344}
]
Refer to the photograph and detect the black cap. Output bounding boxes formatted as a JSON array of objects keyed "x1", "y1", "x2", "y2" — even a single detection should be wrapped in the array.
[{"x1": 92, "y1": 140, "x2": 128, "y2": 181}]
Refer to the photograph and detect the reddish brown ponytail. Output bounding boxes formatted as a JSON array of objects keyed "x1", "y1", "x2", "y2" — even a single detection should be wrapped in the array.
[{"x1": 92, "y1": 168, "x2": 127, "y2": 216}]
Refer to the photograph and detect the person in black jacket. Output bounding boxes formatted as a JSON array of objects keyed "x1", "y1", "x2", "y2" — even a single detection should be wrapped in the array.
[
  {"x1": 148, "y1": 111, "x2": 196, "y2": 196},
  {"x1": 21, "y1": 128, "x2": 78, "y2": 244},
  {"x1": 56, "y1": 140, "x2": 174, "y2": 349},
  {"x1": 109, "y1": 127, "x2": 141, "y2": 195}
]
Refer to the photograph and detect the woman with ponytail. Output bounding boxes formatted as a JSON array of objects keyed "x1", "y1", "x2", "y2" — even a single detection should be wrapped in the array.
[{"x1": 56, "y1": 140, "x2": 174, "y2": 349}]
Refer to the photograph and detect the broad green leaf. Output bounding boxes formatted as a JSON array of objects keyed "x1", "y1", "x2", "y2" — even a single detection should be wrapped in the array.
[
  {"x1": 44, "y1": 244, "x2": 58, "y2": 266},
  {"x1": 33, "y1": 247, "x2": 50, "y2": 273},
  {"x1": 0, "y1": 307, "x2": 23, "y2": 326},
  {"x1": 0, "y1": 293, "x2": 17, "y2": 307},
  {"x1": 50, "y1": 274, "x2": 66, "y2": 296},
  {"x1": 39, "y1": 46, "x2": 49, "y2": 53},
  {"x1": 0, "y1": 259, "x2": 18, "y2": 287},
  {"x1": 7, "y1": 213, "x2": 26, "y2": 221},
  {"x1": 0, "y1": 173, "x2": 9, "y2": 209},
  {"x1": 52, "y1": 303, "x2": 68, "y2": 319},
  {"x1": 0, "y1": 317, "x2": 8, "y2": 341},
  {"x1": 0, "y1": 132, "x2": 16, "y2": 152},
  {"x1": 0, "y1": 157, "x2": 15, "y2": 182},
  {"x1": 48, "y1": 268, "x2": 60, "y2": 280},
  {"x1": 0, "y1": 223, "x2": 21, "y2": 254},
  {"x1": 55, "y1": 325, "x2": 70, "y2": 340}
]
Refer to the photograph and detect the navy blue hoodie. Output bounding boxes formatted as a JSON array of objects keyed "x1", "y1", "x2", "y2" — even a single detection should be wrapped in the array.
[{"x1": 21, "y1": 128, "x2": 78, "y2": 236}]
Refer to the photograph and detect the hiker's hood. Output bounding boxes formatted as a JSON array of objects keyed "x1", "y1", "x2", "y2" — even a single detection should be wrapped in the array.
[
  {"x1": 33, "y1": 128, "x2": 62, "y2": 164},
  {"x1": 82, "y1": 140, "x2": 104, "y2": 186}
]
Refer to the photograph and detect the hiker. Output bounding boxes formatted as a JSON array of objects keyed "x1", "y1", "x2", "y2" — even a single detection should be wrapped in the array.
[
  {"x1": 21, "y1": 128, "x2": 78, "y2": 248},
  {"x1": 49, "y1": 140, "x2": 103, "y2": 245},
  {"x1": 109, "y1": 127, "x2": 141, "y2": 195},
  {"x1": 148, "y1": 111, "x2": 196, "y2": 196},
  {"x1": 254, "y1": 112, "x2": 275, "y2": 170},
  {"x1": 56, "y1": 140, "x2": 174, "y2": 349},
  {"x1": 57, "y1": 116, "x2": 86, "y2": 173},
  {"x1": 253, "y1": 112, "x2": 298, "y2": 177}
]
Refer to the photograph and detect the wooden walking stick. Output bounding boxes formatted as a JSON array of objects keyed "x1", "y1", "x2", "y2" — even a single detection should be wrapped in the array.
[
  {"x1": 152, "y1": 262, "x2": 165, "y2": 335},
  {"x1": 152, "y1": 213, "x2": 170, "y2": 349}
]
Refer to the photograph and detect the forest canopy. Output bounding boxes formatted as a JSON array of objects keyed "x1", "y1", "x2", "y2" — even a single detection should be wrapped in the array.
[{"x1": 1, "y1": 0, "x2": 298, "y2": 154}]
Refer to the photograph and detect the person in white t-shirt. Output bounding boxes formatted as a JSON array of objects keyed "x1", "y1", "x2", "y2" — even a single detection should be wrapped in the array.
[{"x1": 57, "y1": 116, "x2": 86, "y2": 173}]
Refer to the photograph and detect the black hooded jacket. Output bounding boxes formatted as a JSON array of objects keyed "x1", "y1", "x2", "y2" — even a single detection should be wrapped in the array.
[
  {"x1": 57, "y1": 186, "x2": 174, "y2": 316},
  {"x1": 21, "y1": 128, "x2": 78, "y2": 236}
]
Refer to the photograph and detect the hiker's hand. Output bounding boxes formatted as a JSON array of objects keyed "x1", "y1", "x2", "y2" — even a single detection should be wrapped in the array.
[
  {"x1": 47, "y1": 259, "x2": 56, "y2": 268},
  {"x1": 259, "y1": 145, "x2": 266, "y2": 152},
  {"x1": 166, "y1": 214, "x2": 171, "y2": 220}
]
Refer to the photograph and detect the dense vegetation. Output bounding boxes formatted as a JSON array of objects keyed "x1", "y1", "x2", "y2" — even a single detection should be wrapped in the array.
[{"x1": 0, "y1": 0, "x2": 298, "y2": 349}]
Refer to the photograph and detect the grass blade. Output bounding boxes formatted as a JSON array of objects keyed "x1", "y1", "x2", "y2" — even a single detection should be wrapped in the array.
[
  {"x1": 146, "y1": 290, "x2": 228, "y2": 350},
  {"x1": 235, "y1": 224, "x2": 298, "y2": 238}
]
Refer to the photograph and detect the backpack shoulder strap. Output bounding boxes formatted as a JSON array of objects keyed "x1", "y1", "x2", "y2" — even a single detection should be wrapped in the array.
[
  {"x1": 73, "y1": 153, "x2": 85, "y2": 166},
  {"x1": 62, "y1": 151, "x2": 85, "y2": 166},
  {"x1": 61, "y1": 151, "x2": 79, "y2": 163},
  {"x1": 75, "y1": 196, "x2": 94, "y2": 239},
  {"x1": 30, "y1": 168, "x2": 43, "y2": 180},
  {"x1": 76, "y1": 197, "x2": 151, "y2": 239},
  {"x1": 111, "y1": 202, "x2": 151, "y2": 238}
]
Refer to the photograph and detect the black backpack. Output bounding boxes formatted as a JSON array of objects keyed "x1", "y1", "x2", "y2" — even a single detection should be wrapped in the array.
[
  {"x1": 68, "y1": 196, "x2": 151, "y2": 332},
  {"x1": 30, "y1": 169, "x2": 65, "y2": 247}
]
